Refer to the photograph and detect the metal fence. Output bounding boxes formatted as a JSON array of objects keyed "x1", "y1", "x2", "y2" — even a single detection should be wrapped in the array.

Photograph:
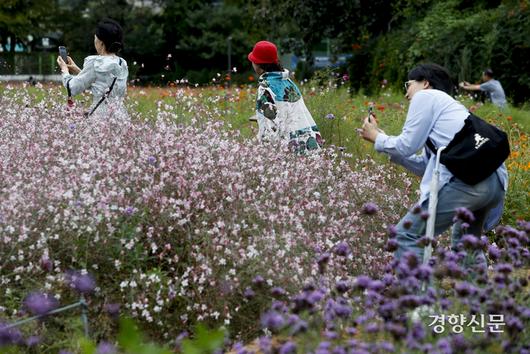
[
  {"x1": 2, "y1": 295, "x2": 90, "y2": 338},
  {"x1": 0, "y1": 53, "x2": 58, "y2": 75}
]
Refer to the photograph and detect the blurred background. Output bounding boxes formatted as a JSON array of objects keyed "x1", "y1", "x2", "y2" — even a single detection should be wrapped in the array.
[{"x1": 1, "y1": 0, "x2": 529, "y2": 104}]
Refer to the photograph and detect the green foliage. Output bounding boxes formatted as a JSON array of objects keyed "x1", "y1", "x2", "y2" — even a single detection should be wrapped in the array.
[
  {"x1": 2, "y1": 0, "x2": 530, "y2": 100},
  {"x1": 348, "y1": 0, "x2": 530, "y2": 103},
  {"x1": 181, "y1": 324, "x2": 226, "y2": 354},
  {"x1": 0, "y1": 0, "x2": 59, "y2": 51},
  {"x1": 117, "y1": 318, "x2": 173, "y2": 354}
]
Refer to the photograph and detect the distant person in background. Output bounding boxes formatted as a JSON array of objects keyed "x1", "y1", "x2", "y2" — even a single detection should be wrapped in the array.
[
  {"x1": 248, "y1": 40, "x2": 323, "y2": 153},
  {"x1": 27, "y1": 76, "x2": 37, "y2": 86},
  {"x1": 57, "y1": 18, "x2": 129, "y2": 118},
  {"x1": 459, "y1": 69, "x2": 507, "y2": 109},
  {"x1": 460, "y1": 68, "x2": 507, "y2": 229}
]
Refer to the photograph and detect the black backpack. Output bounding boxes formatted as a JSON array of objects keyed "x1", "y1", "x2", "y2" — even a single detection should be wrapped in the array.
[{"x1": 426, "y1": 113, "x2": 510, "y2": 185}]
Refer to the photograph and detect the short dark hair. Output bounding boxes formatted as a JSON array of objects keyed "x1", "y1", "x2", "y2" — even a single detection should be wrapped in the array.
[
  {"x1": 483, "y1": 68, "x2": 494, "y2": 78},
  {"x1": 95, "y1": 18, "x2": 124, "y2": 53},
  {"x1": 408, "y1": 63, "x2": 453, "y2": 95},
  {"x1": 257, "y1": 63, "x2": 284, "y2": 73}
]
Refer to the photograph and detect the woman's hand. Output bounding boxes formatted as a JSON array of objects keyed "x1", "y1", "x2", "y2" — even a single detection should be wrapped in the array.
[
  {"x1": 359, "y1": 115, "x2": 380, "y2": 143},
  {"x1": 66, "y1": 56, "x2": 81, "y2": 74},
  {"x1": 57, "y1": 56, "x2": 81, "y2": 75},
  {"x1": 56, "y1": 56, "x2": 69, "y2": 74}
]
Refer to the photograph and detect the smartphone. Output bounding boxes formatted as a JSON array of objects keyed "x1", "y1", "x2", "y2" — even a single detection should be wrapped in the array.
[
  {"x1": 367, "y1": 105, "x2": 373, "y2": 123},
  {"x1": 58, "y1": 46, "x2": 68, "y2": 63}
]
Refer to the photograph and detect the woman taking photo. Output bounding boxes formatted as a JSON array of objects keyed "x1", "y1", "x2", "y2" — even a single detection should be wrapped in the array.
[
  {"x1": 359, "y1": 64, "x2": 507, "y2": 270},
  {"x1": 57, "y1": 18, "x2": 129, "y2": 118}
]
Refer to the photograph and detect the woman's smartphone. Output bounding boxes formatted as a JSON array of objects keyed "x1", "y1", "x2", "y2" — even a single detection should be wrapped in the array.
[
  {"x1": 367, "y1": 105, "x2": 373, "y2": 123},
  {"x1": 58, "y1": 46, "x2": 68, "y2": 63}
]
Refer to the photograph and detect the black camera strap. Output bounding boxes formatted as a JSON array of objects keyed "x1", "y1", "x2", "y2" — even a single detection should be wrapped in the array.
[{"x1": 66, "y1": 78, "x2": 73, "y2": 97}]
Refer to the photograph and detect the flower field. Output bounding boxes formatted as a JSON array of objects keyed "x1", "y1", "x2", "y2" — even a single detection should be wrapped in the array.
[{"x1": 0, "y1": 81, "x2": 528, "y2": 353}]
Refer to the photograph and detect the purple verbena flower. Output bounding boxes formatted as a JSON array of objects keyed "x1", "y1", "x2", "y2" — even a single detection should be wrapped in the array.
[
  {"x1": 279, "y1": 341, "x2": 296, "y2": 354},
  {"x1": 261, "y1": 311, "x2": 285, "y2": 331},
  {"x1": 271, "y1": 287, "x2": 286, "y2": 297},
  {"x1": 365, "y1": 323, "x2": 379, "y2": 333},
  {"x1": 96, "y1": 341, "x2": 116, "y2": 354},
  {"x1": 398, "y1": 294, "x2": 421, "y2": 309},
  {"x1": 354, "y1": 275, "x2": 372, "y2": 290},
  {"x1": 252, "y1": 275, "x2": 265, "y2": 286},
  {"x1": 104, "y1": 303, "x2": 120, "y2": 319},
  {"x1": 386, "y1": 322, "x2": 407, "y2": 338},
  {"x1": 174, "y1": 331, "x2": 189, "y2": 350},
  {"x1": 317, "y1": 253, "x2": 330, "y2": 266},
  {"x1": 147, "y1": 156, "x2": 156, "y2": 165},
  {"x1": 23, "y1": 292, "x2": 58, "y2": 316},
  {"x1": 506, "y1": 316, "x2": 524, "y2": 334},
  {"x1": 26, "y1": 335, "x2": 41, "y2": 347},
  {"x1": 258, "y1": 336, "x2": 272, "y2": 354},
  {"x1": 378, "y1": 341, "x2": 395, "y2": 352},
  {"x1": 68, "y1": 271, "x2": 96, "y2": 294},
  {"x1": 495, "y1": 263, "x2": 513, "y2": 274},
  {"x1": 453, "y1": 207, "x2": 475, "y2": 223},
  {"x1": 385, "y1": 239, "x2": 399, "y2": 252},
  {"x1": 362, "y1": 202, "x2": 379, "y2": 215},
  {"x1": 415, "y1": 264, "x2": 432, "y2": 281},
  {"x1": 368, "y1": 280, "x2": 384, "y2": 292},
  {"x1": 460, "y1": 234, "x2": 479, "y2": 249},
  {"x1": 333, "y1": 302, "x2": 352, "y2": 318},
  {"x1": 324, "y1": 330, "x2": 339, "y2": 339},
  {"x1": 335, "y1": 280, "x2": 350, "y2": 293},
  {"x1": 455, "y1": 281, "x2": 476, "y2": 297},
  {"x1": 387, "y1": 224, "x2": 397, "y2": 238},
  {"x1": 289, "y1": 317, "x2": 308, "y2": 335},
  {"x1": 125, "y1": 206, "x2": 135, "y2": 216},
  {"x1": 307, "y1": 289, "x2": 325, "y2": 304},
  {"x1": 335, "y1": 242, "x2": 350, "y2": 256},
  {"x1": 243, "y1": 287, "x2": 255, "y2": 299},
  {"x1": 0, "y1": 323, "x2": 23, "y2": 347}
]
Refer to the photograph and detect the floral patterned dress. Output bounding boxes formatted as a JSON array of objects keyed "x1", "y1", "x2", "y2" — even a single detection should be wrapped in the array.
[{"x1": 255, "y1": 70, "x2": 323, "y2": 152}]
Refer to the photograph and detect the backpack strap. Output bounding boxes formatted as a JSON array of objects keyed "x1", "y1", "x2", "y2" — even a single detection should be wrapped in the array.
[{"x1": 426, "y1": 137, "x2": 437, "y2": 154}]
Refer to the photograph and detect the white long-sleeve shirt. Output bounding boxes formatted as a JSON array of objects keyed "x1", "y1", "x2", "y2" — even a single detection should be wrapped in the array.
[
  {"x1": 375, "y1": 89, "x2": 508, "y2": 203},
  {"x1": 62, "y1": 55, "x2": 128, "y2": 117}
]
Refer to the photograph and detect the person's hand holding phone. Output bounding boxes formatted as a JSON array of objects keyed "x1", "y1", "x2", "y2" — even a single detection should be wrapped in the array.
[
  {"x1": 57, "y1": 46, "x2": 81, "y2": 75},
  {"x1": 57, "y1": 56, "x2": 69, "y2": 74},
  {"x1": 65, "y1": 56, "x2": 81, "y2": 74},
  {"x1": 359, "y1": 115, "x2": 380, "y2": 143}
]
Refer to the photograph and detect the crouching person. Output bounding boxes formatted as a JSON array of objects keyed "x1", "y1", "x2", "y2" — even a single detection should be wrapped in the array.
[{"x1": 359, "y1": 63, "x2": 508, "y2": 271}]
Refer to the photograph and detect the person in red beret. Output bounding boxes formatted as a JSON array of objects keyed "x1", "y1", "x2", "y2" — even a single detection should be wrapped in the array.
[{"x1": 248, "y1": 41, "x2": 323, "y2": 152}]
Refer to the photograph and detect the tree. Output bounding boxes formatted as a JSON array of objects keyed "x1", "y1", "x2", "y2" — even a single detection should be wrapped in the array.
[{"x1": 0, "y1": 0, "x2": 59, "y2": 52}]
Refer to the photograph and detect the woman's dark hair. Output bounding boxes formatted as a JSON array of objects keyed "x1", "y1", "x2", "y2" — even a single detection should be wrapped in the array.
[
  {"x1": 408, "y1": 63, "x2": 454, "y2": 95},
  {"x1": 258, "y1": 63, "x2": 284, "y2": 72},
  {"x1": 95, "y1": 18, "x2": 124, "y2": 53}
]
